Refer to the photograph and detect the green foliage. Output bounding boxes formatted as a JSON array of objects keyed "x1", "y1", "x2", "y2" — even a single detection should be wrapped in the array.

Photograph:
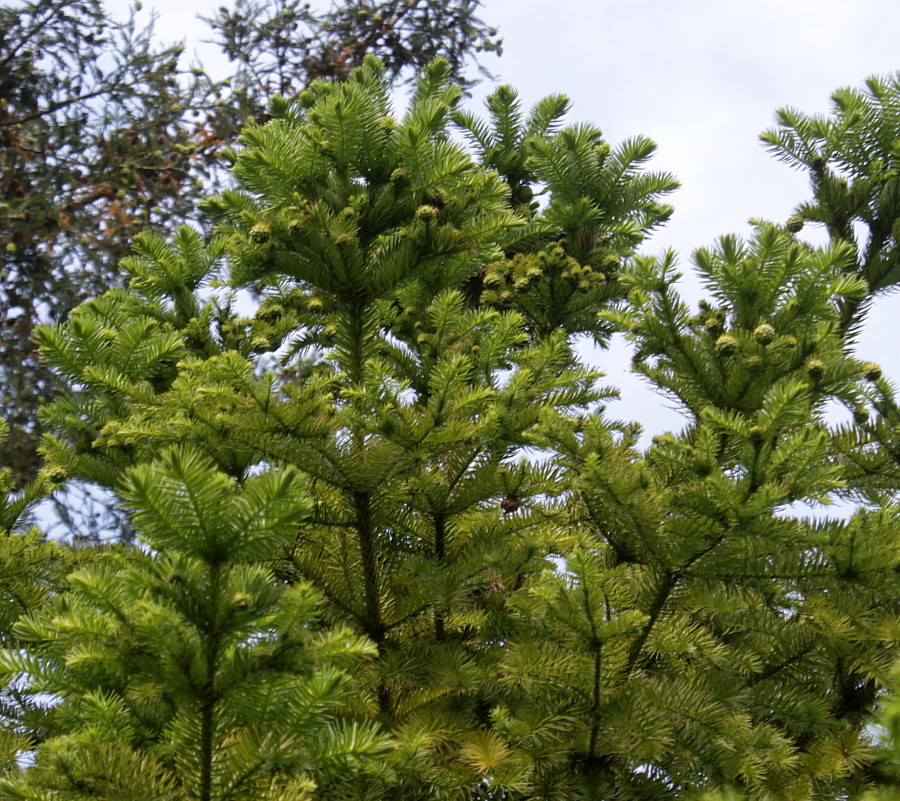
[
  {"x1": 0, "y1": 420, "x2": 77, "y2": 768},
  {"x1": 4, "y1": 62, "x2": 900, "y2": 801},
  {"x1": 0, "y1": 0, "x2": 500, "y2": 494},
  {"x1": 610, "y1": 227, "x2": 868, "y2": 419},
  {"x1": 0, "y1": 446, "x2": 389, "y2": 800},
  {"x1": 520, "y1": 229, "x2": 899, "y2": 799},
  {"x1": 456, "y1": 84, "x2": 678, "y2": 341},
  {"x1": 762, "y1": 72, "x2": 900, "y2": 330},
  {"x1": 866, "y1": 664, "x2": 900, "y2": 800}
]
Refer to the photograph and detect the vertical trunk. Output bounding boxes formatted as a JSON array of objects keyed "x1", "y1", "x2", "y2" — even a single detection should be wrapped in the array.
[
  {"x1": 434, "y1": 512, "x2": 447, "y2": 641},
  {"x1": 198, "y1": 560, "x2": 222, "y2": 801},
  {"x1": 353, "y1": 490, "x2": 385, "y2": 647}
]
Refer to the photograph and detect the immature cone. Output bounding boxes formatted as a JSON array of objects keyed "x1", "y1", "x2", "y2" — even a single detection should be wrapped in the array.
[
  {"x1": 715, "y1": 334, "x2": 739, "y2": 356},
  {"x1": 249, "y1": 222, "x2": 271, "y2": 242},
  {"x1": 514, "y1": 185, "x2": 534, "y2": 204},
  {"x1": 753, "y1": 323, "x2": 776, "y2": 345},
  {"x1": 862, "y1": 362, "x2": 882, "y2": 381},
  {"x1": 806, "y1": 359, "x2": 825, "y2": 380},
  {"x1": 390, "y1": 167, "x2": 410, "y2": 189},
  {"x1": 416, "y1": 205, "x2": 440, "y2": 220},
  {"x1": 39, "y1": 465, "x2": 68, "y2": 487},
  {"x1": 786, "y1": 215, "x2": 805, "y2": 234}
]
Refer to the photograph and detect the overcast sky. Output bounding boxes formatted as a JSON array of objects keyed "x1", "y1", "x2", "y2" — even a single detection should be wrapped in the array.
[{"x1": 124, "y1": 0, "x2": 900, "y2": 438}]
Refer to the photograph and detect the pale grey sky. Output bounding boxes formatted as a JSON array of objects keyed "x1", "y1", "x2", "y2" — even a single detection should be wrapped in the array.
[{"x1": 125, "y1": 0, "x2": 900, "y2": 436}]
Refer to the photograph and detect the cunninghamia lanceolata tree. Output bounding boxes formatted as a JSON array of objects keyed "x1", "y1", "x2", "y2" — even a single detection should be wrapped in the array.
[
  {"x1": 20, "y1": 59, "x2": 900, "y2": 800},
  {"x1": 0, "y1": 446, "x2": 390, "y2": 800},
  {"x1": 453, "y1": 85, "x2": 677, "y2": 339},
  {"x1": 0, "y1": 0, "x2": 500, "y2": 494},
  {"x1": 762, "y1": 72, "x2": 900, "y2": 331},
  {"x1": 516, "y1": 227, "x2": 900, "y2": 799},
  {"x1": 29, "y1": 55, "x2": 674, "y2": 799},
  {"x1": 0, "y1": 418, "x2": 77, "y2": 767}
]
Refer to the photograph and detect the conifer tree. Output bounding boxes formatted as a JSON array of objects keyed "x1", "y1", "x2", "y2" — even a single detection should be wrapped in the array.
[
  {"x1": 0, "y1": 0, "x2": 500, "y2": 492},
  {"x1": 28, "y1": 57, "x2": 676, "y2": 798},
  {"x1": 510, "y1": 228, "x2": 899, "y2": 798},
  {"x1": 14, "y1": 61, "x2": 900, "y2": 800},
  {"x1": 0, "y1": 420, "x2": 98, "y2": 774},
  {"x1": 0, "y1": 446, "x2": 389, "y2": 799},
  {"x1": 761, "y1": 72, "x2": 900, "y2": 331},
  {"x1": 0, "y1": 419, "x2": 75, "y2": 767}
]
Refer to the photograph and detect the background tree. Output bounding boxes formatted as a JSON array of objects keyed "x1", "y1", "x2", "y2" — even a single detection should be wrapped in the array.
[
  {"x1": 204, "y1": 0, "x2": 500, "y2": 101},
  {"x1": 0, "y1": 0, "x2": 499, "y2": 494},
  {"x1": 0, "y1": 0, "x2": 201, "y2": 486}
]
